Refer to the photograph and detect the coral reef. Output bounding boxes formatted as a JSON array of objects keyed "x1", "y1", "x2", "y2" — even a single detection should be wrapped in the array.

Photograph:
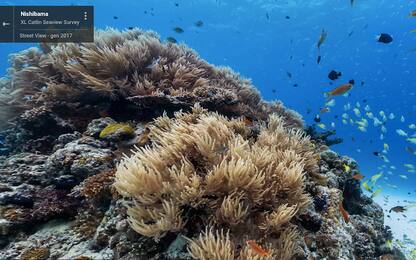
[
  {"x1": 115, "y1": 105, "x2": 315, "y2": 258},
  {"x1": 0, "y1": 27, "x2": 402, "y2": 260},
  {"x1": 0, "y1": 28, "x2": 302, "y2": 131},
  {"x1": 305, "y1": 124, "x2": 343, "y2": 146}
]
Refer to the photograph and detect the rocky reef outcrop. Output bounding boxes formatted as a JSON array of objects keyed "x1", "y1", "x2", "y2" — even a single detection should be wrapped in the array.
[{"x1": 0, "y1": 28, "x2": 403, "y2": 259}]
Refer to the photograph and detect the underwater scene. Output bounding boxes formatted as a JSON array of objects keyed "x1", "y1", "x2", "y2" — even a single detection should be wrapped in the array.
[{"x1": 0, "y1": 0, "x2": 415, "y2": 259}]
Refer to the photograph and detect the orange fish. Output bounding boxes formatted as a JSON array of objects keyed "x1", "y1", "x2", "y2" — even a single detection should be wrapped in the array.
[
  {"x1": 410, "y1": 10, "x2": 416, "y2": 17},
  {"x1": 246, "y1": 240, "x2": 269, "y2": 257},
  {"x1": 325, "y1": 82, "x2": 353, "y2": 98},
  {"x1": 352, "y1": 173, "x2": 364, "y2": 181},
  {"x1": 137, "y1": 127, "x2": 151, "y2": 146},
  {"x1": 339, "y1": 202, "x2": 349, "y2": 223},
  {"x1": 243, "y1": 116, "x2": 254, "y2": 126}
]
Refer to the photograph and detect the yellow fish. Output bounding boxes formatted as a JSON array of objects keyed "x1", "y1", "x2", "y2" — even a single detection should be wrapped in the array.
[
  {"x1": 344, "y1": 164, "x2": 351, "y2": 172},
  {"x1": 317, "y1": 123, "x2": 326, "y2": 130},
  {"x1": 371, "y1": 188, "x2": 382, "y2": 198},
  {"x1": 362, "y1": 181, "x2": 372, "y2": 192},
  {"x1": 386, "y1": 240, "x2": 393, "y2": 250},
  {"x1": 358, "y1": 126, "x2": 367, "y2": 132},
  {"x1": 407, "y1": 137, "x2": 416, "y2": 144},
  {"x1": 383, "y1": 143, "x2": 389, "y2": 151},
  {"x1": 370, "y1": 173, "x2": 383, "y2": 183}
]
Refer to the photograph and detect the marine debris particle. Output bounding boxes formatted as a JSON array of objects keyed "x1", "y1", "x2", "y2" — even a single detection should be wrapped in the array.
[
  {"x1": 173, "y1": 27, "x2": 184, "y2": 33},
  {"x1": 377, "y1": 33, "x2": 393, "y2": 44},
  {"x1": 246, "y1": 240, "x2": 270, "y2": 256}
]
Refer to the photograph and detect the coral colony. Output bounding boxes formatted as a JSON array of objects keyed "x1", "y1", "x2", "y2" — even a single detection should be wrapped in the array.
[{"x1": 0, "y1": 29, "x2": 402, "y2": 259}]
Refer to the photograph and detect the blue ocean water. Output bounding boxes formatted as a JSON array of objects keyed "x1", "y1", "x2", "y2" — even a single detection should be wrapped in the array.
[{"x1": 1, "y1": 0, "x2": 415, "y2": 253}]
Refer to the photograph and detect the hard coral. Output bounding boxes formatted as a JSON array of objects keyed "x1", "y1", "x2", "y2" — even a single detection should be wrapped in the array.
[
  {"x1": 0, "y1": 28, "x2": 302, "y2": 129},
  {"x1": 115, "y1": 105, "x2": 318, "y2": 258}
]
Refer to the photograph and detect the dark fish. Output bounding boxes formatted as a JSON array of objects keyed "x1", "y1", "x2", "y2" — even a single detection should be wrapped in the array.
[
  {"x1": 113, "y1": 16, "x2": 119, "y2": 19},
  {"x1": 173, "y1": 27, "x2": 184, "y2": 33},
  {"x1": 285, "y1": 15, "x2": 290, "y2": 19},
  {"x1": 348, "y1": 31, "x2": 354, "y2": 37},
  {"x1": 317, "y1": 55, "x2": 322, "y2": 64},
  {"x1": 363, "y1": 99, "x2": 367, "y2": 103},
  {"x1": 377, "y1": 33, "x2": 393, "y2": 44},
  {"x1": 293, "y1": 83, "x2": 298, "y2": 87},
  {"x1": 166, "y1": 37, "x2": 177, "y2": 43},
  {"x1": 348, "y1": 79, "x2": 355, "y2": 85},
  {"x1": 286, "y1": 71, "x2": 292, "y2": 79},
  {"x1": 194, "y1": 20, "x2": 204, "y2": 27},
  {"x1": 328, "y1": 70, "x2": 342, "y2": 80},
  {"x1": 314, "y1": 115, "x2": 321, "y2": 123},
  {"x1": 390, "y1": 206, "x2": 406, "y2": 213},
  {"x1": 350, "y1": 0, "x2": 354, "y2": 6},
  {"x1": 406, "y1": 146, "x2": 415, "y2": 154},
  {"x1": 317, "y1": 29, "x2": 327, "y2": 49},
  {"x1": 266, "y1": 12, "x2": 269, "y2": 20},
  {"x1": 175, "y1": 3, "x2": 179, "y2": 6},
  {"x1": 373, "y1": 151, "x2": 381, "y2": 157},
  {"x1": 272, "y1": 89, "x2": 277, "y2": 93},
  {"x1": 361, "y1": 81, "x2": 365, "y2": 86},
  {"x1": 128, "y1": 27, "x2": 134, "y2": 30}
]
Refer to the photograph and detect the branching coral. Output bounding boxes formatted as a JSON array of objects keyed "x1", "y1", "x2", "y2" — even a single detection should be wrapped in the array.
[
  {"x1": 115, "y1": 105, "x2": 319, "y2": 258},
  {"x1": 0, "y1": 28, "x2": 302, "y2": 129}
]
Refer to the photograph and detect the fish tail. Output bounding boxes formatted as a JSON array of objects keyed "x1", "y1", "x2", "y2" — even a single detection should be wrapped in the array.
[{"x1": 324, "y1": 92, "x2": 333, "y2": 100}]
